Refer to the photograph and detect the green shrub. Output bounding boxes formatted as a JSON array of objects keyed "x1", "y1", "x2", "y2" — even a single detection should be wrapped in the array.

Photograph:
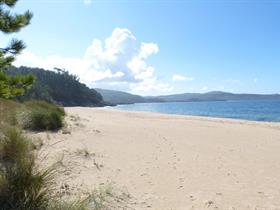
[
  {"x1": 0, "y1": 128, "x2": 54, "y2": 210},
  {"x1": 0, "y1": 128, "x2": 114, "y2": 210},
  {"x1": 23, "y1": 101, "x2": 65, "y2": 131},
  {"x1": 0, "y1": 101, "x2": 119, "y2": 210},
  {"x1": 25, "y1": 101, "x2": 65, "y2": 116},
  {"x1": 0, "y1": 99, "x2": 21, "y2": 126}
]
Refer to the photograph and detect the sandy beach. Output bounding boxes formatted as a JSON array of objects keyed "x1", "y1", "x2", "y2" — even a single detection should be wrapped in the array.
[{"x1": 33, "y1": 107, "x2": 280, "y2": 210}]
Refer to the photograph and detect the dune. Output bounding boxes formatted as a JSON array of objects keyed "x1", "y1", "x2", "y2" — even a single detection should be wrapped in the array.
[{"x1": 33, "y1": 107, "x2": 280, "y2": 210}]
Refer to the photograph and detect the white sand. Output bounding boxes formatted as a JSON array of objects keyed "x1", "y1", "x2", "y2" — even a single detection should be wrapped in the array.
[{"x1": 33, "y1": 107, "x2": 280, "y2": 210}]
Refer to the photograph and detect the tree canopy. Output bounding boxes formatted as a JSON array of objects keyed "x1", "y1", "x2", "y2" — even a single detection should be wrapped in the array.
[
  {"x1": 8, "y1": 66, "x2": 105, "y2": 107},
  {"x1": 0, "y1": 0, "x2": 34, "y2": 99}
]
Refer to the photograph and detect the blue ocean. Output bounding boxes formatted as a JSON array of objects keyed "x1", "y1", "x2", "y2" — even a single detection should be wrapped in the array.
[{"x1": 114, "y1": 100, "x2": 280, "y2": 122}]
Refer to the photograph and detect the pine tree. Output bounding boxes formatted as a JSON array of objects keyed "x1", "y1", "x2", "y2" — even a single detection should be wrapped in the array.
[{"x1": 0, "y1": 0, "x2": 34, "y2": 99}]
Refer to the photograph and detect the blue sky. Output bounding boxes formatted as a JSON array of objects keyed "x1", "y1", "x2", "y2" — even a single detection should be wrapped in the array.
[{"x1": 6, "y1": 0, "x2": 280, "y2": 95}]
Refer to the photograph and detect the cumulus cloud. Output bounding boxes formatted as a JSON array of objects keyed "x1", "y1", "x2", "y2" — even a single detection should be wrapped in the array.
[
  {"x1": 14, "y1": 28, "x2": 172, "y2": 95},
  {"x1": 172, "y1": 74, "x2": 194, "y2": 82}
]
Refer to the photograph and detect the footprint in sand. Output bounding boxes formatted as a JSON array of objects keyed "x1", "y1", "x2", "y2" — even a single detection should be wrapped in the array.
[
  {"x1": 179, "y1": 177, "x2": 185, "y2": 182},
  {"x1": 189, "y1": 195, "x2": 196, "y2": 201},
  {"x1": 205, "y1": 200, "x2": 214, "y2": 207},
  {"x1": 92, "y1": 129, "x2": 101, "y2": 134}
]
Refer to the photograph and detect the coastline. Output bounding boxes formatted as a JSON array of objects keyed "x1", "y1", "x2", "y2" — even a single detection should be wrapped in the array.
[
  {"x1": 105, "y1": 106, "x2": 280, "y2": 129},
  {"x1": 110, "y1": 99, "x2": 280, "y2": 123},
  {"x1": 34, "y1": 107, "x2": 280, "y2": 209}
]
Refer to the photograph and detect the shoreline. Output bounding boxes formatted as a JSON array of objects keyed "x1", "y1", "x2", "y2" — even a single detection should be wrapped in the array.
[
  {"x1": 106, "y1": 100, "x2": 280, "y2": 124},
  {"x1": 103, "y1": 106, "x2": 280, "y2": 128},
  {"x1": 35, "y1": 107, "x2": 280, "y2": 209}
]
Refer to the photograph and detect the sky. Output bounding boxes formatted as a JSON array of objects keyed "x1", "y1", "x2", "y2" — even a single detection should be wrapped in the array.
[{"x1": 3, "y1": 0, "x2": 280, "y2": 95}]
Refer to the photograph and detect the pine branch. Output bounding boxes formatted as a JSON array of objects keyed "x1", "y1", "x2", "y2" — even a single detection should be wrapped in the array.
[
  {"x1": 0, "y1": 0, "x2": 18, "y2": 7},
  {"x1": 0, "y1": 71, "x2": 35, "y2": 98},
  {"x1": 0, "y1": 0, "x2": 34, "y2": 98},
  {"x1": 0, "y1": 39, "x2": 25, "y2": 54},
  {"x1": 0, "y1": 9, "x2": 33, "y2": 33}
]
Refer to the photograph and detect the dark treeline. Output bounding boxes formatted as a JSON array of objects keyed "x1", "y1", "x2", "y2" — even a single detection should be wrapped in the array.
[{"x1": 8, "y1": 66, "x2": 106, "y2": 106}]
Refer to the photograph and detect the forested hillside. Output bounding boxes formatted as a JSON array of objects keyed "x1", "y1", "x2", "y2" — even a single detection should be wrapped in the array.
[{"x1": 8, "y1": 66, "x2": 105, "y2": 106}]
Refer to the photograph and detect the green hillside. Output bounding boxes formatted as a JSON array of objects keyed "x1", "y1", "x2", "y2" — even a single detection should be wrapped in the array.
[{"x1": 8, "y1": 66, "x2": 105, "y2": 106}]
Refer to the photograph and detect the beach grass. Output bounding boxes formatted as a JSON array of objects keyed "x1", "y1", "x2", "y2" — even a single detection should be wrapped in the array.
[
  {"x1": 0, "y1": 99, "x2": 122, "y2": 210},
  {"x1": 22, "y1": 101, "x2": 65, "y2": 131},
  {"x1": 0, "y1": 99, "x2": 65, "y2": 131},
  {"x1": 0, "y1": 127, "x2": 54, "y2": 209}
]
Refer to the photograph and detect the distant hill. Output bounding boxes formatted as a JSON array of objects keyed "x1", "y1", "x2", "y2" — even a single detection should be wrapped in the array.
[
  {"x1": 96, "y1": 89, "x2": 280, "y2": 105},
  {"x1": 95, "y1": 88, "x2": 146, "y2": 104},
  {"x1": 8, "y1": 66, "x2": 105, "y2": 107},
  {"x1": 151, "y1": 91, "x2": 280, "y2": 102}
]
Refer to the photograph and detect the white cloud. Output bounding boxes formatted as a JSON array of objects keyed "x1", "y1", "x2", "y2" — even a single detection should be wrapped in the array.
[
  {"x1": 139, "y1": 43, "x2": 159, "y2": 59},
  {"x1": 14, "y1": 27, "x2": 172, "y2": 95},
  {"x1": 201, "y1": 86, "x2": 208, "y2": 91},
  {"x1": 83, "y1": 0, "x2": 92, "y2": 6},
  {"x1": 172, "y1": 74, "x2": 194, "y2": 82},
  {"x1": 130, "y1": 78, "x2": 173, "y2": 94}
]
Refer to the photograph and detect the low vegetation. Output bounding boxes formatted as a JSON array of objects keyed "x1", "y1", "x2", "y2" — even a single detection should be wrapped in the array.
[
  {"x1": 22, "y1": 101, "x2": 65, "y2": 131},
  {"x1": 0, "y1": 99, "x2": 65, "y2": 131},
  {"x1": 0, "y1": 128, "x2": 54, "y2": 209},
  {"x1": 0, "y1": 127, "x2": 115, "y2": 210},
  {"x1": 0, "y1": 100, "x2": 60, "y2": 209},
  {"x1": 0, "y1": 99, "x2": 20, "y2": 125},
  {"x1": 0, "y1": 99, "x2": 124, "y2": 209}
]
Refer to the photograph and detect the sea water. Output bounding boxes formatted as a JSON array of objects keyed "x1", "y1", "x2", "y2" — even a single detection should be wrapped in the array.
[{"x1": 114, "y1": 100, "x2": 280, "y2": 122}]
